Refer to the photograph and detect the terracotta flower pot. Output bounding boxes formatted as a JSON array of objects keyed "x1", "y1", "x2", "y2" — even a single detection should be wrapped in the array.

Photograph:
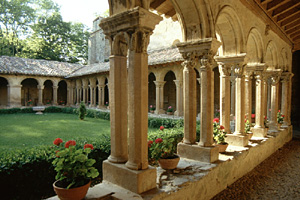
[
  {"x1": 167, "y1": 112, "x2": 173, "y2": 115},
  {"x1": 53, "y1": 180, "x2": 91, "y2": 200},
  {"x1": 158, "y1": 156, "x2": 180, "y2": 170},
  {"x1": 248, "y1": 132, "x2": 253, "y2": 139},
  {"x1": 150, "y1": 110, "x2": 154, "y2": 113},
  {"x1": 216, "y1": 143, "x2": 228, "y2": 153}
]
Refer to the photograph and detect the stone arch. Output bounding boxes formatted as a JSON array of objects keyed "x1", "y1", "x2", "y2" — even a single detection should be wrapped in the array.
[
  {"x1": 246, "y1": 28, "x2": 264, "y2": 64},
  {"x1": 0, "y1": 76, "x2": 8, "y2": 107},
  {"x1": 280, "y1": 48, "x2": 288, "y2": 71},
  {"x1": 148, "y1": 72, "x2": 156, "y2": 110},
  {"x1": 43, "y1": 80, "x2": 53, "y2": 105},
  {"x1": 58, "y1": 80, "x2": 67, "y2": 105},
  {"x1": 21, "y1": 78, "x2": 38, "y2": 106},
  {"x1": 265, "y1": 40, "x2": 278, "y2": 69},
  {"x1": 171, "y1": 0, "x2": 214, "y2": 41},
  {"x1": 215, "y1": 5, "x2": 245, "y2": 56},
  {"x1": 163, "y1": 71, "x2": 176, "y2": 111}
]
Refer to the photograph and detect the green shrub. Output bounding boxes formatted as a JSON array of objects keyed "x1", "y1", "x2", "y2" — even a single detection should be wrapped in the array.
[
  {"x1": 0, "y1": 137, "x2": 110, "y2": 200},
  {"x1": 45, "y1": 106, "x2": 62, "y2": 113},
  {"x1": 148, "y1": 117, "x2": 184, "y2": 129},
  {"x1": 78, "y1": 102, "x2": 87, "y2": 120},
  {"x1": 0, "y1": 107, "x2": 34, "y2": 114}
]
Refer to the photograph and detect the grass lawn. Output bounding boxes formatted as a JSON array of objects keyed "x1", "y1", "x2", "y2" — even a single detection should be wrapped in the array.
[{"x1": 0, "y1": 113, "x2": 111, "y2": 150}]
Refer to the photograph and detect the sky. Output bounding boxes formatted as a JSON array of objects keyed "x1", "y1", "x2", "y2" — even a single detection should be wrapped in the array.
[{"x1": 52, "y1": 0, "x2": 109, "y2": 29}]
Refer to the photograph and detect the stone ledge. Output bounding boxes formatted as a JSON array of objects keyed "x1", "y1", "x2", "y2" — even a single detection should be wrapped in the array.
[
  {"x1": 48, "y1": 126, "x2": 293, "y2": 200},
  {"x1": 225, "y1": 134, "x2": 249, "y2": 146}
]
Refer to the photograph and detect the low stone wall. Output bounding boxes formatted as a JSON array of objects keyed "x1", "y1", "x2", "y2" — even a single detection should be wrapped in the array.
[{"x1": 48, "y1": 127, "x2": 292, "y2": 200}]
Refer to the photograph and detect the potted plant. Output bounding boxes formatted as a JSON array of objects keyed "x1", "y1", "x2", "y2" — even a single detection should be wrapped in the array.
[
  {"x1": 148, "y1": 130, "x2": 180, "y2": 169},
  {"x1": 213, "y1": 118, "x2": 228, "y2": 153},
  {"x1": 105, "y1": 101, "x2": 109, "y2": 109},
  {"x1": 27, "y1": 99, "x2": 33, "y2": 106},
  {"x1": 245, "y1": 117, "x2": 253, "y2": 139},
  {"x1": 166, "y1": 106, "x2": 173, "y2": 115},
  {"x1": 149, "y1": 105, "x2": 155, "y2": 113},
  {"x1": 52, "y1": 138, "x2": 99, "y2": 200},
  {"x1": 251, "y1": 113, "x2": 255, "y2": 124},
  {"x1": 277, "y1": 110, "x2": 284, "y2": 129}
]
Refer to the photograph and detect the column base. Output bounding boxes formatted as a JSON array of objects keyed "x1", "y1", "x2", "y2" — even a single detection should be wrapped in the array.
[
  {"x1": 177, "y1": 143, "x2": 219, "y2": 163},
  {"x1": 103, "y1": 160, "x2": 157, "y2": 194},
  {"x1": 252, "y1": 127, "x2": 268, "y2": 137},
  {"x1": 268, "y1": 122, "x2": 279, "y2": 132},
  {"x1": 225, "y1": 134, "x2": 249, "y2": 147},
  {"x1": 174, "y1": 110, "x2": 183, "y2": 117}
]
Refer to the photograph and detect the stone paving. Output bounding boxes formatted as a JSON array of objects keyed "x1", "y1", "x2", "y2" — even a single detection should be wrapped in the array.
[{"x1": 211, "y1": 129, "x2": 300, "y2": 200}]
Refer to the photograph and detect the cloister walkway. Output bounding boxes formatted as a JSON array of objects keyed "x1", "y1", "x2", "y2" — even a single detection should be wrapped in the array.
[{"x1": 212, "y1": 129, "x2": 300, "y2": 200}]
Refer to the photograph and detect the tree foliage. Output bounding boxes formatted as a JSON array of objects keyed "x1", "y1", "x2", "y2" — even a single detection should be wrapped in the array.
[{"x1": 0, "y1": 0, "x2": 89, "y2": 64}]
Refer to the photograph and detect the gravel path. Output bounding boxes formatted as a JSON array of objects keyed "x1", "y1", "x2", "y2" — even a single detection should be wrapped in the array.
[{"x1": 212, "y1": 130, "x2": 300, "y2": 200}]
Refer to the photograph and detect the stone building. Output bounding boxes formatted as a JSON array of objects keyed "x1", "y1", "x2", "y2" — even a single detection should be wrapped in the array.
[{"x1": 1, "y1": 0, "x2": 300, "y2": 199}]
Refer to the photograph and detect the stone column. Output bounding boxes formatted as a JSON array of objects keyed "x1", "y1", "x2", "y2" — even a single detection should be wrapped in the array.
[
  {"x1": 225, "y1": 61, "x2": 249, "y2": 147},
  {"x1": 268, "y1": 72, "x2": 281, "y2": 132},
  {"x1": 37, "y1": 85, "x2": 44, "y2": 106},
  {"x1": 217, "y1": 64, "x2": 231, "y2": 134},
  {"x1": 89, "y1": 85, "x2": 96, "y2": 107},
  {"x1": 98, "y1": 84, "x2": 105, "y2": 108},
  {"x1": 280, "y1": 72, "x2": 292, "y2": 127},
  {"x1": 82, "y1": 86, "x2": 87, "y2": 104},
  {"x1": 286, "y1": 73, "x2": 293, "y2": 126},
  {"x1": 53, "y1": 84, "x2": 58, "y2": 106},
  {"x1": 199, "y1": 58, "x2": 214, "y2": 147},
  {"x1": 100, "y1": 7, "x2": 162, "y2": 194},
  {"x1": 267, "y1": 80, "x2": 272, "y2": 119},
  {"x1": 7, "y1": 84, "x2": 22, "y2": 107},
  {"x1": 263, "y1": 77, "x2": 268, "y2": 120},
  {"x1": 174, "y1": 80, "x2": 183, "y2": 116},
  {"x1": 76, "y1": 87, "x2": 80, "y2": 105},
  {"x1": 230, "y1": 73, "x2": 236, "y2": 118},
  {"x1": 154, "y1": 81, "x2": 166, "y2": 114},
  {"x1": 252, "y1": 69, "x2": 267, "y2": 137},
  {"x1": 176, "y1": 39, "x2": 220, "y2": 163},
  {"x1": 244, "y1": 68, "x2": 254, "y2": 121}
]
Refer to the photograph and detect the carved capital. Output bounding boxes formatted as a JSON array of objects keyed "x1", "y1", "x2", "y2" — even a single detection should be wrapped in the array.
[
  {"x1": 154, "y1": 81, "x2": 166, "y2": 88},
  {"x1": 129, "y1": 28, "x2": 152, "y2": 53},
  {"x1": 270, "y1": 75, "x2": 280, "y2": 85},
  {"x1": 218, "y1": 64, "x2": 231, "y2": 77},
  {"x1": 181, "y1": 52, "x2": 196, "y2": 70},
  {"x1": 173, "y1": 80, "x2": 183, "y2": 87},
  {"x1": 233, "y1": 64, "x2": 244, "y2": 78}
]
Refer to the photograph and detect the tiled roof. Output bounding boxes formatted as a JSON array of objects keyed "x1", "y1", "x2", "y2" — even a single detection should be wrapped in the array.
[
  {"x1": 148, "y1": 47, "x2": 183, "y2": 65},
  {"x1": 66, "y1": 62, "x2": 110, "y2": 78},
  {"x1": 0, "y1": 47, "x2": 182, "y2": 78},
  {"x1": 0, "y1": 56, "x2": 82, "y2": 77}
]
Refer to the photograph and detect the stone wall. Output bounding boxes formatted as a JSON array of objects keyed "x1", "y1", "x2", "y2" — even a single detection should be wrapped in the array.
[{"x1": 291, "y1": 50, "x2": 300, "y2": 129}]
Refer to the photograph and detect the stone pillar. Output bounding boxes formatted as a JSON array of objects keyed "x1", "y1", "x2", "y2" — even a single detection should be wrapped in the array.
[
  {"x1": 244, "y1": 68, "x2": 254, "y2": 121},
  {"x1": 263, "y1": 77, "x2": 268, "y2": 120},
  {"x1": 286, "y1": 73, "x2": 293, "y2": 125},
  {"x1": 100, "y1": 7, "x2": 162, "y2": 194},
  {"x1": 174, "y1": 80, "x2": 183, "y2": 116},
  {"x1": 199, "y1": 58, "x2": 214, "y2": 147},
  {"x1": 252, "y1": 69, "x2": 267, "y2": 137},
  {"x1": 37, "y1": 85, "x2": 44, "y2": 106},
  {"x1": 280, "y1": 72, "x2": 292, "y2": 127},
  {"x1": 7, "y1": 84, "x2": 22, "y2": 107},
  {"x1": 82, "y1": 86, "x2": 87, "y2": 103},
  {"x1": 268, "y1": 72, "x2": 281, "y2": 132},
  {"x1": 76, "y1": 87, "x2": 80, "y2": 105},
  {"x1": 154, "y1": 81, "x2": 166, "y2": 114},
  {"x1": 218, "y1": 64, "x2": 231, "y2": 134},
  {"x1": 225, "y1": 60, "x2": 249, "y2": 147},
  {"x1": 98, "y1": 84, "x2": 105, "y2": 108},
  {"x1": 53, "y1": 84, "x2": 58, "y2": 106},
  {"x1": 89, "y1": 85, "x2": 96, "y2": 107},
  {"x1": 230, "y1": 73, "x2": 236, "y2": 117},
  {"x1": 176, "y1": 39, "x2": 220, "y2": 163},
  {"x1": 267, "y1": 80, "x2": 272, "y2": 119}
]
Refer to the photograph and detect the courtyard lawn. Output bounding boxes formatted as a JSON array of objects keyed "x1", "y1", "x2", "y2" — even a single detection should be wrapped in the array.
[{"x1": 0, "y1": 113, "x2": 111, "y2": 150}]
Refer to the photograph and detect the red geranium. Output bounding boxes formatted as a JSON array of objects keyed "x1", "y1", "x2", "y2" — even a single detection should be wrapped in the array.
[
  {"x1": 148, "y1": 140, "x2": 153, "y2": 148},
  {"x1": 282, "y1": 115, "x2": 285, "y2": 118},
  {"x1": 53, "y1": 138, "x2": 63, "y2": 146},
  {"x1": 251, "y1": 114, "x2": 255, "y2": 119},
  {"x1": 213, "y1": 118, "x2": 219, "y2": 123},
  {"x1": 160, "y1": 126, "x2": 164, "y2": 131},
  {"x1": 84, "y1": 144, "x2": 94, "y2": 150},
  {"x1": 264, "y1": 116, "x2": 267, "y2": 120},
  {"x1": 65, "y1": 140, "x2": 76, "y2": 148},
  {"x1": 155, "y1": 138, "x2": 163, "y2": 144},
  {"x1": 55, "y1": 150, "x2": 60, "y2": 157},
  {"x1": 278, "y1": 110, "x2": 281, "y2": 112},
  {"x1": 220, "y1": 125, "x2": 225, "y2": 130}
]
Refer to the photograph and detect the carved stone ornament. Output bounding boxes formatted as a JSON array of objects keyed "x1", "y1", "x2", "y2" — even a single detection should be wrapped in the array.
[
  {"x1": 233, "y1": 64, "x2": 244, "y2": 77},
  {"x1": 181, "y1": 52, "x2": 196, "y2": 69},
  {"x1": 129, "y1": 29, "x2": 152, "y2": 53},
  {"x1": 219, "y1": 65, "x2": 231, "y2": 77},
  {"x1": 270, "y1": 75, "x2": 280, "y2": 85},
  {"x1": 111, "y1": 32, "x2": 129, "y2": 56}
]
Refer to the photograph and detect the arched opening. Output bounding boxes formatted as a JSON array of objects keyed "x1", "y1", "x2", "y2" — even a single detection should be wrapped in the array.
[
  {"x1": 43, "y1": 80, "x2": 53, "y2": 105},
  {"x1": 194, "y1": 68, "x2": 201, "y2": 115},
  {"x1": 58, "y1": 80, "x2": 67, "y2": 105},
  {"x1": 214, "y1": 67, "x2": 220, "y2": 115},
  {"x1": 0, "y1": 77, "x2": 8, "y2": 107},
  {"x1": 163, "y1": 71, "x2": 176, "y2": 112},
  {"x1": 148, "y1": 73, "x2": 156, "y2": 111},
  {"x1": 104, "y1": 78, "x2": 109, "y2": 105},
  {"x1": 21, "y1": 78, "x2": 38, "y2": 106}
]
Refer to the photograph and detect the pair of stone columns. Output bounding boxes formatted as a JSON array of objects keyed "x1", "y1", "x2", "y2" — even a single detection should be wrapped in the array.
[
  {"x1": 37, "y1": 84, "x2": 58, "y2": 106},
  {"x1": 97, "y1": 84, "x2": 106, "y2": 108},
  {"x1": 100, "y1": 7, "x2": 162, "y2": 194},
  {"x1": 154, "y1": 80, "x2": 183, "y2": 116}
]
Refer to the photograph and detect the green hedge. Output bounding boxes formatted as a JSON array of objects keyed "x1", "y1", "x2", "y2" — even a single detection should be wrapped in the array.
[
  {"x1": 0, "y1": 137, "x2": 110, "y2": 200},
  {"x1": 0, "y1": 107, "x2": 34, "y2": 114}
]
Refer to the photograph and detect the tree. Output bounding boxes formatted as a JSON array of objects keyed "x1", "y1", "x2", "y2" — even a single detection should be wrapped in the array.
[{"x1": 78, "y1": 101, "x2": 86, "y2": 120}]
